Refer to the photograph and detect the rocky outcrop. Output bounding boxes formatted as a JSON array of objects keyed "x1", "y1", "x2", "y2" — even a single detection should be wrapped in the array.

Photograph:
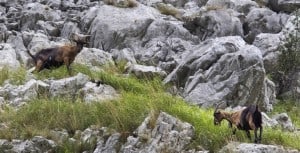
[
  {"x1": 121, "y1": 112, "x2": 203, "y2": 153},
  {"x1": 262, "y1": 112, "x2": 295, "y2": 132},
  {"x1": 0, "y1": 73, "x2": 119, "y2": 106},
  {"x1": 244, "y1": 8, "x2": 287, "y2": 43},
  {"x1": 183, "y1": 9, "x2": 243, "y2": 41},
  {"x1": 164, "y1": 36, "x2": 275, "y2": 111},
  {"x1": 125, "y1": 63, "x2": 167, "y2": 79},
  {"x1": 0, "y1": 136, "x2": 57, "y2": 153},
  {"x1": 38, "y1": 112, "x2": 207, "y2": 153},
  {"x1": 0, "y1": 43, "x2": 20, "y2": 69},
  {"x1": 206, "y1": 0, "x2": 258, "y2": 14},
  {"x1": 0, "y1": 79, "x2": 49, "y2": 107},
  {"x1": 219, "y1": 142, "x2": 299, "y2": 153},
  {"x1": 253, "y1": 33, "x2": 282, "y2": 73},
  {"x1": 74, "y1": 48, "x2": 114, "y2": 69},
  {"x1": 79, "y1": 82, "x2": 119, "y2": 103},
  {"x1": 268, "y1": 0, "x2": 300, "y2": 13}
]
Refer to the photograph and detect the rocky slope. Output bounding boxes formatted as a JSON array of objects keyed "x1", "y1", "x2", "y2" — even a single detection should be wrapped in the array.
[{"x1": 0, "y1": 0, "x2": 300, "y2": 152}]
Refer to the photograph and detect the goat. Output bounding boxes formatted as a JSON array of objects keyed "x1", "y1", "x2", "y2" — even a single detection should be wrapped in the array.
[
  {"x1": 27, "y1": 33, "x2": 90, "y2": 74},
  {"x1": 213, "y1": 104, "x2": 263, "y2": 143}
]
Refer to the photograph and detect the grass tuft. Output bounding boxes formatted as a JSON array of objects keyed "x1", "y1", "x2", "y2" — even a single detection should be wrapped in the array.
[{"x1": 0, "y1": 66, "x2": 27, "y2": 85}]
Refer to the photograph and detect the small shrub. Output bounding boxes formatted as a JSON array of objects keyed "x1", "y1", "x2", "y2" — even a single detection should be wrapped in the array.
[{"x1": 277, "y1": 10, "x2": 300, "y2": 74}]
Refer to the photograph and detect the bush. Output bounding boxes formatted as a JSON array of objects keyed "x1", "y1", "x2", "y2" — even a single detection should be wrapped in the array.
[{"x1": 278, "y1": 10, "x2": 300, "y2": 74}]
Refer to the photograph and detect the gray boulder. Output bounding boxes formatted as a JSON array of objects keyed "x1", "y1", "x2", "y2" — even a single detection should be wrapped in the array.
[
  {"x1": 126, "y1": 63, "x2": 167, "y2": 79},
  {"x1": 121, "y1": 112, "x2": 199, "y2": 153},
  {"x1": 79, "y1": 81, "x2": 119, "y2": 103},
  {"x1": 262, "y1": 112, "x2": 295, "y2": 132},
  {"x1": 0, "y1": 79, "x2": 49, "y2": 107},
  {"x1": 219, "y1": 142, "x2": 299, "y2": 153},
  {"x1": 87, "y1": 4, "x2": 197, "y2": 72},
  {"x1": 0, "y1": 24, "x2": 7, "y2": 43},
  {"x1": 78, "y1": 127, "x2": 120, "y2": 153},
  {"x1": 36, "y1": 20, "x2": 60, "y2": 37},
  {"x1": 0, "y1": 136, "x2": 58, "y2": 153},
  {"x1": 6, "y1": 31, "x2": 30, "y2": 66},
  {"x1": 88, "y1": 5, "x2": 159, "y2": 50},
  {"x1": 164, "y1": 36, "x2": 275, "y2": 111},
  {"x1": 273, "y1": 113, "x2": 295, "y2": 132},
  {"x1": 183, "y1": 9, "x2": 243, "y2": 41},
  {"x1": 136, "y1": 19, "x2": 198, "y2": 66},
  {"x1": 269, "y1": 0, "x2": 300, "y2": 13},
  {"x1": 20, "y1": 3, "x2": 62, "y2": 31},
  {"x1": 0, "y1": 43, "x2": 20, "y2": 69},
  {"x1": 49, "y1": 73, "x2": 90, "y2": 99},
  {"x1": 206, "y1": 0, "x2": 258, "y2": 14},
  {"x1": 26, "y1": 32, "x2": 51, "y2": 54},
  {"x1": 253, "y1": 33, "x2": 282, "y2": 73},
  {"x1": 244, "y1": 8, "x2": 285, "y2": 43},
  {"x1": 74, "y1": 48, "x2": 114, "y2": 69},
  {"x1": 93, "y1": 133, "x2": 121, "y2": 153},
  {"x1": 111, "y1": 48, "x2": 137, "y2": 64}
]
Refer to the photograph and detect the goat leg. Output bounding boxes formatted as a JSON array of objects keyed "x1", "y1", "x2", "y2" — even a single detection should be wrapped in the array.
[
  {"x1": 258, "y1": 126, "x2": 263, "y2": 143},
  {"x1": 246, "y1": 130, "x2": 251, "y2": 140},
  {"x1": 232, "y1": 128, "x2": 236, "y2": 135},
  {"x1": 64, "y1": 57, "x2": 72, "y2": 75},
  {"x1": 254, "y1": 128, "x2": 258, "y2": 143}
]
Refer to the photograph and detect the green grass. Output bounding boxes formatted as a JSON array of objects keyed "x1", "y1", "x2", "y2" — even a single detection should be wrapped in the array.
[
  {"x1": 0, "y1": 66, "x2": 27, "y2": 85},
  {"x1": 0, "y1": 64, "x2": 299, "y2": 152},
  {"x1": 271, "y1": 100, "x2": 300, "y2": 127}
]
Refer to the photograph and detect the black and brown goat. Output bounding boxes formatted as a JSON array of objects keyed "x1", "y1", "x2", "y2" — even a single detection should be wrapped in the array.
[
  {"x1": 27, "y1": 33, "x2": 90, "y2": 74},
  {"x1": 213, "y1": 104, "x2": 263, "y2": 143}
]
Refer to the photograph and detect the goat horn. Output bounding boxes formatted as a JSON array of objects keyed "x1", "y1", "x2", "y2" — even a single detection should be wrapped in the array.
[{"x1": 214, "y1": 102, "x2": 226, "y2": 112}]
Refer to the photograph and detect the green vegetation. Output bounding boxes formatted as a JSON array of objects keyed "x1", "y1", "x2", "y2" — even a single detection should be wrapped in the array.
[
  {"x1": 0, "y1": 66, "x2": 27, "y2": 86},
  {"x1": 278, "y1": 10, "x2": 300, "y2": 74},
  {"x1": 0, "y1": 64, "x2": 299, "y2": 152}
]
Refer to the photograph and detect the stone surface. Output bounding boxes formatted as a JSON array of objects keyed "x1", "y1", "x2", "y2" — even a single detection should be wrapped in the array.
[
  {"x1": 219, "y1": 142, "x2": 299, "y2": 153},
  {"x1": 0, "y1": 43, "x2": 20, "y2": 69},
  {"x1": 164, "y1": 36, "x2": 275, "y2": 111},
  {"x1": 49, "y1": 73, "x2": 90, "y2": 99},
  {"x1": 121, "y1": 112, "x2": 198, "y2": 153}
]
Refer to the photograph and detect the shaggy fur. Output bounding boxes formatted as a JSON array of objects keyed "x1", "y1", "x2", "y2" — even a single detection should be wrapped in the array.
[
  {"x1": 27, "y1": 33, "x2": 90, "y2": 74},
  {"x1": 213, "y1": 105, "x2": 263, "y2": 143}
]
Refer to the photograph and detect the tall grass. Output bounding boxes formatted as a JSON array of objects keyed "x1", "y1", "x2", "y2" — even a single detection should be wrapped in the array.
[
  {"x1": 0, "y1": 66, "x2": 27, "y2": 85},
  {"x1": 0, "y1": 64, "x2": 299, "y2": 152}
]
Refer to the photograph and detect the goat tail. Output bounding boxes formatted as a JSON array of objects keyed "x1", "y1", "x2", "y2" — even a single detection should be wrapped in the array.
[
  {"x1": 26, "y1": 50, "x2": 36, "y2": 61},
  {"x1": 253, "y1": 105, "x2": 262, "y2": 128}
]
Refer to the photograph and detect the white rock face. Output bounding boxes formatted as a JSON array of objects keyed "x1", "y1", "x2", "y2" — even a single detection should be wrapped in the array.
[
  {"x1": 164, "y1": 36, "x2": 275, "y2": 111},
  {"x1": 49, "y1": 73, "x2": 90, "y2": 99},
  {"x1": 121, "y1": 112, "x2": 201, "y2": 153},
  {"x1": 0, "y1": 43, "x2": 20, "y2": 69},
  {"x1": 74, "y1": 48, "x2": 114, "y2": 68},
  {"x1": 253, "y1": 33, "x2": 282, "y2": 73},
  {"x1": 0, "y1": 136, "x2": 57, "y2": 152},
  {"x1": 0, "y1": 79, "x2": 49, "y2": 107},
  {"x1": 80, "y1": 82, "x2": 119, "y2": 103},
  {"x1": 126, "y1": 63, "x2": 167, "y2": 79},
  {"x1": 219, "y1": 142, "x2": 300, "y2": 153}
]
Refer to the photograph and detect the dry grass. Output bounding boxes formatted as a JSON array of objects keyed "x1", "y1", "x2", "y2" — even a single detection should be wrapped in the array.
[
  {"x1": 103, "y1": 0, "x2": 138, "y2": 8},
  {"x1": 156, "y1": 3, "x2": 183, "y2": 20}
]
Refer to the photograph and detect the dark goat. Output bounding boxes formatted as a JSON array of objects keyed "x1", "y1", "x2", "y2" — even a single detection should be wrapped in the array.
[
  {"x1": 213, "y1": 104, "x2": 263, "y2": 143},
  {"x1": 27, "y1": 33, "x2": 90, "y2": 74}
]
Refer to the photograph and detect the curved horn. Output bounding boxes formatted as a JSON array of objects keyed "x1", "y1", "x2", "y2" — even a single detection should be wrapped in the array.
[{"x1": 214, "y1": 102, "x2": 225, "y2": 112}]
